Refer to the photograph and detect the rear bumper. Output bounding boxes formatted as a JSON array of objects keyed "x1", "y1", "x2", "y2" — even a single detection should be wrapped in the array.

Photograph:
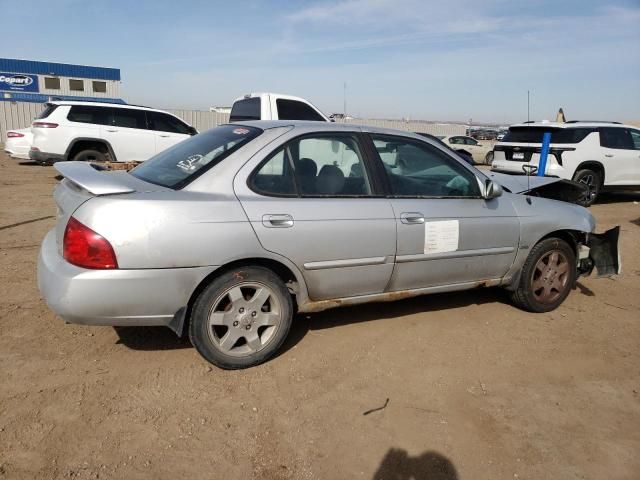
[
  {"x1": 37, "y1": 230, "x2": 217, "y2": 327},
  {"x1": 4, "y1": 146, "x2": 30, "y2": 159},
  {"x1": 29, "y1": 149, "x2": 65, "y2": 164},
  {"x1": 491, "y1": 159, "x2": 567, "y2": 178}
]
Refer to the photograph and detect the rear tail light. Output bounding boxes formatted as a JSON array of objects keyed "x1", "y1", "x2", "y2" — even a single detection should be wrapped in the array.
[
  {"x1": 32, "y1": 122, "x2": 58, "y2": 128},
  {"x1": 7, "y1": 131, "x2": 25, "y2": 138},
  {"x1": 63, "y1": 217, "x2": 118, "y2": 269}
]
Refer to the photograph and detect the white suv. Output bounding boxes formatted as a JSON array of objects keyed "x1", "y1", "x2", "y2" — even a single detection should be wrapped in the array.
[
  {"x1": 29, "y1": 101, "x2": 197, "y2": 164},
  {"x1": 491, "y1": 121, "x2": 640, "y2": 205}
]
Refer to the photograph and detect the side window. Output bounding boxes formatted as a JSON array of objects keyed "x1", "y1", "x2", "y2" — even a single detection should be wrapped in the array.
[
  {"x1": 276, "y1": 99, "x2": 325, "y2": 121},
  {"x1": 629, "y1": 129, "x2": 640, "y2": 150},
  {"x1": 465, "y1": 137, "x2": 478, "y2": 146},
  {"x1": 252, "y1": 149, "x2": 297, "y2": 196},
  {"x1": 67, "y1": 106, "x2": 110, "y2": 125},
  {"x1": 600, "y1": 128, "x2": 634, "y2": 150},
  {"x1": 250, "y1": 135, "x2": 372, "y2": 197},
  {"x1": 370, "y1": 135, "x2": 481, "y2": 198},
  {"x1": 449, "y1": 136, "x2": 464, "y2": 145},
  {"x1": 148, "y1": 111, "x2": 190, "y2": 134},
  {"x1": 112, "y1": 108, "x2": 147, "y2": 129}
]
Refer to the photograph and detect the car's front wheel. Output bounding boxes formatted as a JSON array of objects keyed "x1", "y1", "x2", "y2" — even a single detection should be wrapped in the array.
[
  {"x1": 510, "y1": 237, "x2": 576, "y2": 313},
  {"x1": 573, "y1": 168, "x2": 600, "y2": 207},
  {"x1": 189, "y1": 267, "x2": 293, "y2": 369}
]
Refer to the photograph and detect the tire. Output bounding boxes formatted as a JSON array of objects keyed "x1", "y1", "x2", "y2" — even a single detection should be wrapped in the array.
[
  {"x1": 573, "y1": 168, "x2": 600, "y2": 207},
  {"x1": 72, "y1": 149, "x2": 106, "y2": 163},
  {"x1": 189, "y1": 266, "x2": 293, "y2": 369},
  {"x1": 485, "y1": 151, "x2": 494, "y2": 165},
  {"x1": 510, "y1": 237, "x2": 576, "y2": 313}
]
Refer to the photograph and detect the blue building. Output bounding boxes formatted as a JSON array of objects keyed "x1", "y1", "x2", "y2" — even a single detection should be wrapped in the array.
[{"x1": 0, "y1": 58, "x2": 124, "y2": 104}]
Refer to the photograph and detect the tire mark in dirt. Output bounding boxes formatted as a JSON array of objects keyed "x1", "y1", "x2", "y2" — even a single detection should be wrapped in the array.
[{"x1": 0, "y1": 215, "x2": 54, "y2": 232}]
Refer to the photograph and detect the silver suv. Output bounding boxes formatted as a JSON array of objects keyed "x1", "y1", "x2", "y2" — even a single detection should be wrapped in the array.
[{"x1": 38, "y1": 122, "x2": 619, "y2": 369}]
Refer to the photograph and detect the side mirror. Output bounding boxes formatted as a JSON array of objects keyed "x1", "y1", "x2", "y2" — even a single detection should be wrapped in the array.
[
  {"x1": 187, "y1": 126, "x2": 198, "y2": 136},
  {"x1": 483, "y1": 179, "x2": 503, "y2": 200}
]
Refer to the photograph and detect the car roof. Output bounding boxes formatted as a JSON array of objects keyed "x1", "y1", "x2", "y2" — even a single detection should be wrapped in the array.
[
  {"x1": 230, "y1": 120, "x2": 437, "y2": 139},
  {"x1": 49, "y1": 100, "x2": 164, "y2": 113},
  {"x1": 509, "y1": 121, "x2": 635, "y2": 129}
]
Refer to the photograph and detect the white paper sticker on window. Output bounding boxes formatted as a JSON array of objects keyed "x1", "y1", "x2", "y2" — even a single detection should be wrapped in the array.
[{"x1": 424, "y1": 220, "x2": 459, "y2": 254}]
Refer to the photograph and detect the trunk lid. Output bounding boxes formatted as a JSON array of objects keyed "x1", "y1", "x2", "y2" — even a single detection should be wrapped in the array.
[{"x1": 53, "y1": 161, "x2": 168, "y2": 254}]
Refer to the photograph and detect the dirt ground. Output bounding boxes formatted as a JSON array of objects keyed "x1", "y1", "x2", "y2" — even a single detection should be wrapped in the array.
[{"x1": 0, "y1": 151, "x2": 639, "y2": 480}]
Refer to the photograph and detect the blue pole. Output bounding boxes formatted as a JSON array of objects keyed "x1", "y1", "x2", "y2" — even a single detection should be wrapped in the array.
[{"x1": 537, "y1": 132, "x2": 551, "y2": 176}]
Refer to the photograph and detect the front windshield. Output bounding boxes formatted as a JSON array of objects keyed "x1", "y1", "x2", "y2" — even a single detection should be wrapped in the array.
[{"x1": 131, "y1": 125, "x2": 261, "y2": 188}]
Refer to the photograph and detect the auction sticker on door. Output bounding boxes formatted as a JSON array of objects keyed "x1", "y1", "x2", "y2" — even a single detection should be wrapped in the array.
[{"x1": 424, "y1": 220, "x2": 459, "y2": 254}]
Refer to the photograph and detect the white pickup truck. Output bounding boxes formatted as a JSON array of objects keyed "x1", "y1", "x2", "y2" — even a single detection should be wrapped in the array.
[{"x1": 229, "y1": 93, "x2": 329, "y2": 122}]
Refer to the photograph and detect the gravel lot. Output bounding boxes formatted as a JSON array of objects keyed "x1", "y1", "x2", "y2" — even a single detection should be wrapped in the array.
[{"x1": 1, "y1": 151, "x2": 639, "y2": 480}]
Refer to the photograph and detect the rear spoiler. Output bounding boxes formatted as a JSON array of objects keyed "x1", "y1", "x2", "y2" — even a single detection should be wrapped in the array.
[{"x1": 54, "y1": 161, "x2": 135, "y2": 195}]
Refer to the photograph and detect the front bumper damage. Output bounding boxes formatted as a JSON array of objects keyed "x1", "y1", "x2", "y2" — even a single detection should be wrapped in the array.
[{"x1": 578, "y1": 226, "x2": 621, "y2": 277}]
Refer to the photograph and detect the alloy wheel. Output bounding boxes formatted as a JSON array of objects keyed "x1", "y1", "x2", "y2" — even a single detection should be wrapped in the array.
[
  {"x1": 206, "y1": 282, "x2": 282, "y2": 357},
  {"x1": 531, "y1": 250, "x2": 570, "y2": 304}
]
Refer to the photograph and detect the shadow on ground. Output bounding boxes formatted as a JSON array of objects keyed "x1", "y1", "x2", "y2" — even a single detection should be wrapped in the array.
[
  {"x1": 114, "y1": 325, "x2": 191, "y2": 350},
  {"x1": 279, "y1": 287, "x2": 505, "y2": 356},
  {"x1": 594, "y1": 191, "x2": 640, "y2": 204},
  {"x1": 372, "y1": 449, "x2": 458, "y2": 480}
]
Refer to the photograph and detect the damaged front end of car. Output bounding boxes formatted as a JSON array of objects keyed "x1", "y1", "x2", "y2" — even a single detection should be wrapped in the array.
[
  {"x1": 576, "y1": 226, "x2": 621, "y2": 277},
  {"x1": 488, "y1": 172, "x2": 588, "y2": 204}
]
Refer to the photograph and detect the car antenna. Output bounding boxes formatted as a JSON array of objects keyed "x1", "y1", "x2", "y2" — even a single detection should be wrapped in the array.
[{"x1": 522, "y1": 164, "x2": 537, "y2": 202}]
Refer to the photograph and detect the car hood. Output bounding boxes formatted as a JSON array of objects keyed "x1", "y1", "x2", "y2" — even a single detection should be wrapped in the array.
[
  {"x1": 486, "y1": 171, "x2": 587, "y2": 204},
  {"x1": 486, "y1": 172, "x2": 561, "y2": 193}
]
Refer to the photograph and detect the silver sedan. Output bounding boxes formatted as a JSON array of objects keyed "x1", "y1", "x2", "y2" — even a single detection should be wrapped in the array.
[{"x1": 38, "y1": 121, "x2": 620, "y2": 369}]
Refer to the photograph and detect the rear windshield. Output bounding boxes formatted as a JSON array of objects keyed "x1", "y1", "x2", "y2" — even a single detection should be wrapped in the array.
[
  {"x1": 502, "y1": 127, "x2": 592, "y2": 144},
  {"x1": 36, "y1": 103, "x2": 58, "y2": 119},
  {"x1": 130, "y1": 125, "x2": 261, "y2": 189},
  {"x1": 230, "y1": 98, "x2": 261, "y2": 122}
]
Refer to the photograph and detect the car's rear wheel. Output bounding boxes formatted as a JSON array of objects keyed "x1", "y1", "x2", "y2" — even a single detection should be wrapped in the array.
[
  {"x1": 573, "y1": 168, "x2": 600, "y2": 207},
  {"x1": 511, "y1": 237, "x2": 576, "y2": 313},
  {"x1": 72, "y1": 149, "x2": 106, "y2": 163},
  {"x1": 485, "y1": 151, "x2": 494, "y2": 165},
  {"x1": 189, "y1": 267, "x2": 293, "y2": 369}
]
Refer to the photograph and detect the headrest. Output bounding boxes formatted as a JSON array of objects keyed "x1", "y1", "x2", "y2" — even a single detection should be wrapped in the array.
[{"x1": 316, "y1": 165, "x2": 345, "y2": 195}]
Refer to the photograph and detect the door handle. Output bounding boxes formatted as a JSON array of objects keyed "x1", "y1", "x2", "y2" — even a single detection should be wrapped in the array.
[
  {"x1": 400, "y1": 212, "x2": 425, "y2": 224},
  {"x1": 106, "y1": 129, "x2": 118, "y2": 133},
  {"x1": 159, "y1": 134, "x2": 170, "y2": 138},
  {"x1": 262, "y1": 214, "x2": 294, "y2": 228},
  {"x1": 604, "y1": 154, "x2": 614, "y2": 158}
]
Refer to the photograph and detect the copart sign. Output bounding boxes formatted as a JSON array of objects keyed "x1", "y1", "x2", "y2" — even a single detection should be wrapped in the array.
[{"x1": 0, "y1": 73, "x2": 39, "y2": 92}]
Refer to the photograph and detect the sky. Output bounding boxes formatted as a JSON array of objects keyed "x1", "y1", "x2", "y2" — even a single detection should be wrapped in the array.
[{"x1": 2, "y1": 0, "x2": 639, "y2": 123}]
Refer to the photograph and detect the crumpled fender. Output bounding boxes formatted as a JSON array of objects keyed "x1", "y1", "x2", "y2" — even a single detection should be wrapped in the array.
[{"x1": 587, "y1": 226, "x2": 621, "y2": 276}]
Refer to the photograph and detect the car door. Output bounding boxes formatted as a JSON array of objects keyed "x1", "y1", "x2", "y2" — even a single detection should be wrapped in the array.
[
  {"x1": 366, "y1": 133, "x2": 520, "y2": 291},
  {"x1": 235, "y1": 131, "x2": 396, "y2": 301},
  {"x1": 147, "y1": 111, "x2": 193, "y2": 154},
  {"x1": 101, "y1": 107, "x2": 156, "y2": 162},
  {"x1": 599, "y1": 127, "x2": 640, "y2": 185}
]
